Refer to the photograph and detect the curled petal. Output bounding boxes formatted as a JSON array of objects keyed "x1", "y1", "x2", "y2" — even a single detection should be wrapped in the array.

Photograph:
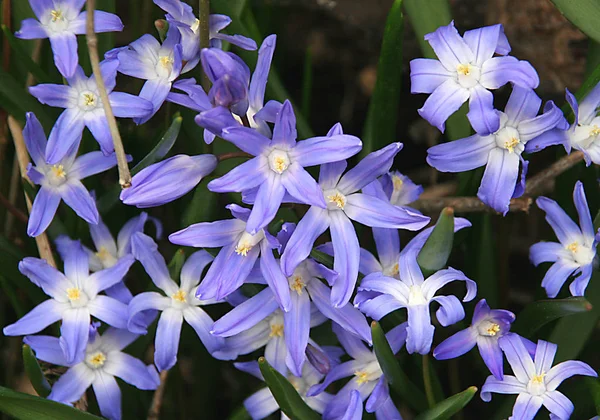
[
  {"x1": 433, "y1": 327, "x2": 477, "y2": 360},
  {"x1": 418, "y1": 79, "x2": 469, "y2": 133}
]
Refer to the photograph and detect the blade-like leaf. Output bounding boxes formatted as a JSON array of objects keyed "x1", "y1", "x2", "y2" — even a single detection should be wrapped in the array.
[
  {"x1": 417, "y1": 207, "x2": 454, "y2": 276},
  {"x1": 361, "y1": 0, "x2": 404, "y2": 157},
  {"x1": 587, "y1": 377, "x2": 600, "y2": 416},
  {"x1": 309, "y1": 249, "x2": 334, "y2": 270},
  {"x1": 22, "y1": 345, "x2": 51, "y2": 398},
  {"x1": 512, "y1": 297, "x2": 592, "y2": 338},
  {"x1": 550, "y1": 0, "x2": 600, "y2": 44},
  {"x1": 0, "y1": 68, "x2": 52, "y2": 128},
  {"x1": 415, "y1": 386, "x2": 477, "y2": 420},
  {"x1": 168, "y1": 249, "x2": 186, "y2": 280},
  {"x1": 0, "y1": 385, "x2": 102, "y2": 419},
  {"x1": 371, "y1": 321, "x2": 428, "y2": 412},
  {"x1": 1, "y1": 25, "x2": 51, "y2": 84},
  {"x1": 257, "y1": 357, "x2": 320, "y2": 420}
]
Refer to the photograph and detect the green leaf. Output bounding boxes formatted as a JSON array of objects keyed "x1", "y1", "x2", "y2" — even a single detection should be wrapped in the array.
[
  {"x1": 0, "y1": 68, "x2": 52, "y2": 128},
  {"x1": 0, "y1": 385, "x2": 102, "y2": 419},
  {"x1": 168, "y1": 249, "x2": 186, "y2": 280},
  {"x1": 228, "y1": 406, "x2": 252, "y2": 420},
  {"x1": 1, "y1": 25, "x2": 52, "y2": 84},
  {"x1": 587, "y1": 377, "x2": 600, "y2": 415},
  {"x1": 415, "y1": 386, "x2": 477, "y2": 420},
  {"x1": 361, "y1": 0, "x2": 403, "y2": 157},
  {"x1": 258, "y1": 357, "x2": 320, "y2": 420},
  {"x1": 417, "y1": 207, "x2": 454, "y2": 276},
  {"x1": 22, "y1": 345, "x2": 51, "y2": 398},
  {"x1": 550, "y1": 0, "x2": 600, "y2": 44},
  {"x1": 512, "y1": 297, "x2": 592, "y2": 338},
  {"x1": 309, "y1": 249, "x2": 334, "y2": 269},
  {"x1": 371, "y1": 321, "x2": 428, "y2": 412}
]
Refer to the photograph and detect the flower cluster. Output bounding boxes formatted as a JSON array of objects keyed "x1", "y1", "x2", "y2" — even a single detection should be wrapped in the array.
[{"x1": 4, "y1": 3, "x2": 598, "y2": 420}]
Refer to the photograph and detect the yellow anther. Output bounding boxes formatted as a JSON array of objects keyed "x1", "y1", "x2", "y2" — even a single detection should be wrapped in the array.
[
  {"x1": 51, "y1": 10, "x2": 64, "y2": 22},
  {"x1": 51, "y1": 164, "x2": 66, "y2": 178},
  {"x1": 531, "y1": 373, "x2": 545, "y2": 384},
  {"x1": 486, "y1": 323, "x2": 500, "y2": 336},
  {"x1": 287, "y1": 376, "x2": 301, "y2": 391},
  {"x1": 327, "y1": 192, "x2": 346, "y2": 209},
  {"x1": 83, "y1": 93, "x2": 97, "y2": 107},
  {"x1": 191, "y1": 18, "x2": 201, "y2": 33},
  {"x1": 273, "y1": 157, "x2": 287, "y2": 174},
  {"x1": 456, "y1": 63, "x2": 472, "y2": 76},
  {"x1": 235, "y1": 242, "x2": 252, "y2": 257},
  {"x1": 567, "y1": 241, "x2": 579, "y2": 253},
  {"x1": 96, "y1": 247, "x2": 110, "y2": 260},
  {"x1": 290, "y1": 276, "x2": 305, "y2": 294},
  {"x1": 88, "y1": 352, "x2": 106, "y2": 368},
  {"x1": 590, "y1": 125, "x2": 600, "y2": 136},
  {"x1": 269, "y1": 324, "x2": 284, "y2": 337},
  {"x1": 504, "y1": 137, "x2": 520, "y2": 153},
  {"x1": 392, "y1": 175, "x2": 404, "y2": 191},
  {"x1": 354, "y1": 370, "x2": 369, "y2": 385},
  {"x1": 66, "y1": 288, "x2": 81, "y2": 301},
  {"x1": 159, "y1": 56, "x2": 174, "y2": 68},
  {"x1": 391, "y1": 263, "x2": 399, "y2": 276},
  {"x1": 172, "y1": 289, "x2": 187, "y2": 303}
]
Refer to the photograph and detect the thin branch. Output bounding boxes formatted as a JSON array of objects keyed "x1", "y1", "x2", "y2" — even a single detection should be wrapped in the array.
[
  {"x1": 199, "y1": 0, "x2": 211, "y2": 92},
  {"x1": 524, "y1": 151, "x2": 584, "y2": 196},
  {"x1": 85, "y1": 0, "x2": 132, "y2": 188},
  {"x1": 217, "y1": 151, "x2": 252, "y2": 162},
  {"x1": 0, "y1": 191, "x2": 28, "y2": 224},
  {"x1": 147, "y1": 370, "x2": 169, "y2": 420},
  {"x1": 7, "y1": 117, "x2": 56, "y2": 268}
]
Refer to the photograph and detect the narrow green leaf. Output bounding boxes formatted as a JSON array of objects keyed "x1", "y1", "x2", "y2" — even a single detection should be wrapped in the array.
[
  {"x1": 361, "y1": 0, "x2": 403, "y2": 157},
  {"x1": 371, "y1": 321, "x2": 428, "y2": 412},
  {"x1": 550, "y1": 0, "x2": 600, "y2": 44},
  {"x1": 587, "y1": 377, "x2": 600, "y2": 415},
  {"x1": 0, "y1": 68, "x2": 52, "y2": 128},
  {"x1": 0, "y1": 274, "x2": 25, "y2": 317},
  {"x1": 228, "y1": 406, "x2": 251, "y2": 420},
  {"x1": 258, "y1": 357, "x2": 320, "y2": 420},
  {"x1": 0, "y1": 385, "x2": 102, "y2": 419},
  {"x1": 309, "y1": 249, "x2": 334, "y2": 269},
  {"x1": 22, "y1": 345, "x2": 51, "y2": 398},
  {"x1": 167, "y1": 249, "x2": 186, "y2": 280},
  {"x1": 415, "y1": 386, "x2": 477, "y2": 420},
  {"x1": 512, "y1": 297, "x2": 592, "y2": 338},
  {"x1": 1, "y1": 25, "x2": 51, "y2": 84},
  {"x1": 417, "y1": 207, "x2": 454, "y2": 276}
]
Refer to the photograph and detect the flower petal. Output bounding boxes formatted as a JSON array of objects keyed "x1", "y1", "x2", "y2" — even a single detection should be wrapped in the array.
[
  {"x1": 244, "y1": 387, "x2": 278, "y2": 420},
  {"x1": 290, "y1": 135, "x2": 363, "y2": 168},
  {"x1": 154, "y1": 308, "x2": 183, "y2": 371},
  {"x1": 183, "y1": 306, "x2": 224, "y2": 354},
  {"x1": 480, "y1": 56, "x2": 539, "y2": 90},
  {"x1": 259, "y1": 241, "x2": 291, "y2": 311},
  {"x1": 542, "y1": 390, "x2": 574, "y2": 420},
  {"x1": 541, "y1": 260, "x2": 578, "y2": 299},
  {"x1": 545, "y1": 360, "x2": 598, "y2": 391},
  {"x1": 536, "y1": 196, "x2": 582, "y2": 245},
  {"x1": 220, "y1": 126, "x2": 271, "y2": 155},
  {"x1": 60, "y1": 181, "x2": 99, "y2": 224},
  {"x1": 48, "y1": 364, "x2": 93, "y2": 404},
  {"x1": 127, "y1": 292, "x2": 170, "y2": 334},
  {"x1": 406, "y1": 304, "x2": 434, "y2": 354},
  {"x1": 433, "y1": 327, "x2": 477, "y2": 360},
  {"x1": 281, "y1": 163, "x2": 326, "y2": 208},
  {"x1": 249, "y1": 34, "x2": 277, "y2": 109},
  {"x1": 529, "y1": 242, "x2": 568, "y2": 266},
  {"x1": 283, "y1": 290, "x2": 311, "y2": 376},
  {"x1": 329, "y1": 211, "x2": 360, "y2": 307},
  {"x1": 477, "y1": 148, "x2": 520, "y2": 215},
  {"x1": 480, "y1": 375, "x2": 525, "y2": 402},
  {"x1": 103, "y1": 352, "x2": 159, "y2": 390},
  {"x1": 426, "y1": 134, "x2": 495, "y2": 172},
  {"x1": 510, "y1": 393, "x2": 543, "y2": 420},
  {"x1": 92, "y1": 371, "x2": 122, "y2": 420},
  {"x1": 212, "y1": 288, "x2": 278, "y2": 337},
  {"x1": 462, "y1": 24, "x2": 506, "y2": 66},
  {"x1": 573, "y1": 181, "x2": 595, "y2": 240},
  {"x1": 208, "y1": 156, "x2": 268, "y2": 194},
  {"x1": 467, "y1": 85, "x2": 500, "y2": 135},
  {"x1": 410, "y1": 58, "x2": 453, "y2": 94},
  {"x1": 27, "y1": 187, "x2": 61, "y2": 237},
  {"x1": 504, "y1": 86, "x2": 542, "y2": 126},
  {"x1": 498, "y1": 333, "x2": 535, "y2": 383},
  {"x1": 477, "y1": 335, "x2": 505, "y2": 380},
  {"x1": 432, "y1": 294, "x2": 465, "y2": 326},
  {"x1": 344, "y1": 193, "x2": 430, "y2": 230},
  {"x1": 418, "y1": 79, "x2": 469, "y2": 133},
  {"x1": 60, "y1": 308, "x2": 91, "y2": 364},
  {"x1": 3, "y1": 299, "x2": 66, "y2": 336},
  {"x1": 180, "y1": 250, "x2": 213, "y2": 291},
  {"x1": 246, "y1": 172, "x2": 285, "y2": 235},
  {"x1": 131, "y1": 232, "x2": 178, "y2": 295},
  {"x1": 46, "y1": 109, "x2": 84, "y2": 164},
  {"x1": 88, "y1": 295, "x2": 128, "y2": 329},
  {"x1": 424, "y1": 22, "x2": 474, "y2": 71},
  {"x1": 49, "y1": 33, "x2": 78, "y2": 78},
  {"x1": 169, "y1": 218, "x2": 245, "y2": 248}
]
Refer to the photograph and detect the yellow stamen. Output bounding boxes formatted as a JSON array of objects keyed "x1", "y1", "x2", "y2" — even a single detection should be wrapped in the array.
[
  {"x1": 66, "y1": 288, "x2": 81, "y2": 301},
  {"x1": 392, "y1": 175, "x2": 404, "y2": 191},
  {"x1": 269, "y1": 324, "x2": 284, "y2": 337},
  {"x1": 567, "y1": 241, "x2": 579, "y2": 253},
  {"x1": 590, "y1": 125, "x2": 600, "y2": 136},
  {"x1": 354, "y1": 370, "x2": 369, "y2": 385},
  {"x1": 504, "y1": 137, "x2": 520, "y2": 153},
  {"x1": 83, "y1": 93, "x2": 96, "y2": 107},
  {"x1": 290, "y1": 276, "x2": 305, "y2": 294},
  {"x1": 486, "y1": 323, "x2": 500, "y2": 336},
  {"x1": 51, "y1": 10, "x2": 64, "y2": 22},
  {"x1": 172, "y1": 289, "x2": 187, "y2": 303},
  {"x1": 327, "y1": 192, "x2": 346, "y2": 209},
  {"x1": 96, "y1": 246, "x2": 110, "y2": 260},
  {"x1": 235, "y1": 242, "x2": 252, "y2": 257},
  {"x1": 159, "y1": 56, "x2": 174, "y2": 68},
  {"x1": 88, "y1": 352, "x2": 106, "y2": 368},
  {"x1": 51, "y1": 164, "x2": 66, "y2": 178},
  {"x1": 530, "y1": 373, "x2": 545, "y2": 384},
  {"x1": 456, "y1": 63, "x2": 472, "y2": 76},
  {"x1": 273, "y1": 157, "x2": 287, "y2": 174}
]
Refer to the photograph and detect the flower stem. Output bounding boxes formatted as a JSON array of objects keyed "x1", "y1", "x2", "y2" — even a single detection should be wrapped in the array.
[
  {"x1": 85, "y1": 0, "x2": 132, "y2": 189},
  {"x1": 217, "y1": 151, "x2": 252, "y2": 162},
  {"x1": 147, "y1": 370, "x2": 169, "y2": 420},
  {"x1": 199, "y1": 0, "x2": 211, "y2": 92},
  {"x1": 422, "y1": 354, "x2": 436, "y2": 408}
]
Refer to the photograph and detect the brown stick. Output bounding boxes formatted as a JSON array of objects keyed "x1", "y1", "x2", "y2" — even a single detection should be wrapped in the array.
[
  {"x1": 85, "y1": 0, "x2": 132, "y2": 188},
  {"x1": 524, "y1": 151, "x2": 584, "y2": 196},
  {"x1": 198, "y1": 0, "x2": 211, "y2": 92},
  {"x1": 147, "y1": 370, "x2": 169, "y2": 420},
  {"x1": 7, "y1": 117, "x2": 56, "y2": 268},
  {"x1": 217, "y1": 151, "x2": 252, "y2": 162}
]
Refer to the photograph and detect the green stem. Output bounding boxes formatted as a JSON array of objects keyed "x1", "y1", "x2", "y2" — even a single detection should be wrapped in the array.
[
  {"x1": 422, "y1": 354, "x2": 436, "y2": 408},
  {"x1": 199, "y1": 0, "x2": 211, "y2": 92}
]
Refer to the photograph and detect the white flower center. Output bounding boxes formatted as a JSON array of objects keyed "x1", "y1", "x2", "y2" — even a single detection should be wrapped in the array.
[
  {"x1": 477, "y1": 320, "x2": 501, "y2": 337},
  {"x1": 86, "y1": 351, "x2": 107, "y2": 369},
  {"x1": 46, "y1": 164, "x2": 68, "y2": 187},
  {"x1": 408, "y1": 285, "x2": 427, "y2": 306},
  {"x1": 95, "y1": 247, "x2": 117, "y2": 269},
  {"x1": 566, "y1": 241, "x2": 596, "y2": 265},
  {"x1": 268, "y1": 311, "x2": 285, "y2": 338},
  {"x1": 267, "y1": 149, "x2": 291, "y2": 174},
  {"x1": 353, "y1": 360, "x2": 382, "y2": 385},
  {"x1": 570, "y1": 122, "x2": 600, "y2": 150},
  {"x1": 235, "y1": 231, "x2": 264, "y2": 256},
  {"x1": 156, "y1": 56, "x2": 174, "y2": 79},
  {"x1": 66, "y1": 287, "x2": 89, "y2": 308},
  {"x1": 527, "y1": 373, "x2": 547, "y2": 396},
  {"x1": 191, "y1": 18, "x2": 200, "y2": 34},
  {"x1": 324, "y1": 189, "x2": 346, "y2": 211},
  {"x1": 44, "y1": 9, "x2": 70, "y2": 33},
  {"x1": 382, "y1": 262, "x2": 399, "y2": 278},
  {"x1": 455, "y1": 63, "x2": 481, "y2": 89},
  {"x1": 495, "y1": 126, "x2": 523, "y2": 154},
  {"x1": 78, "y1": 91, "x2": 100, "y2": 111}
]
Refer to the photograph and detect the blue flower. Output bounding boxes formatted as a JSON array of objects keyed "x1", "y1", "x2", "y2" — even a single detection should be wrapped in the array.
[
  {"x1": 15, "y1": 0, "x2": 123, "y2": 78},
  {"x1": 235, "y1": 361, "x2": 333, "y2": 419},
  {"x1": 280, "y1": 125, "x2": 430, "y2": 307},
  {"x1": 530, "y1": 181, "x2": 599, "y2": 298},
  {"x1": 410, "y1": 22, "x2": 538, "y2": 134},
  {"x1": 26, "y1": 326, "x2": 159, "y2": 420},
  {"x1": 115, "y1": 25, "x2": 183, "y2": 123},
  {"x1": 3, "y1": 243, "x2": 133, "y2": 364},
  {"x1": 120, "y1": 154, "x2": 217, "y2": 208},
  {"x1": 22, "y1": 113, "x2": 122, "y2": 237},
  {"x1": 128, "y1": 233, "x2": 225, "y2": 371},
  {"x1": 433, "y1": 299, "x2": 515, "y2": 380},
  {"x1": 307, "y1": 323, "x2": 406, "y2": 419},
  {"x1": 375, "y1": 171, "x2": 423, "y2": 207},
  {"x1": 29, "y1": 59, "x2": 152, "y2": 163},
  {"x1": 427, "y1": 87, "x2": 564, "y2": 214},
  {"x1": 153, "y1": 0, "x2": 257, "y2": 72},
  {"x1": 209, "y1": 101, "x2": 363, "y2": 235},
  {"x1": 355, "y1": 248, "x2": 476, "y2": 354},
  {"x1": 481, "y1": 334, "x2": 597, "y2": 420}
]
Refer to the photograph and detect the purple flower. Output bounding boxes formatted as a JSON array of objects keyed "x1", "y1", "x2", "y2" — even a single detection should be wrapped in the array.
[
  {"x1": 209, "y1": 101, "x2": 363, "y2": 235},
  {"x1": 212, "y1": 249, "x2": 371, "y2": 376},
  {"x1": 16, "y1": 0, "x2": 123, "y2": 78},
  {"x1": 153, "y1": 0, "x2": 257, "y2": 72},
  {"x1": 128, "y1": 233, "x2": 225, "y2": 371},
  {"x1": 26, "y1": 326, "x2": 159, "y2": 420},
  {"x1": 29, "y1": 59, "x2": 153, "y2": 163},
  {"x1": 376, "y1": 171, "x2": 423, "y2": 207},
  {"x1": 410, "y1": 22, "x2": 539, "y2": 134},
  {"x1": 120, "y1": 154, "x2": 217, "y2": 208},
  {"x1": 280, "y1": 125, "x2": 430, "y2": 307},
  {"x1": 355, "y1": 249, "x2": 476, "y2": 355},
  {"x1": 481, "y1": 334, "x2": 597, "y2": 420},
  {"x1": 22, "y1": 113, "x2": 121, "y2": 237},
  {"x1": 235, "y1": 361, "x2": 333, "y2": 419},
  {"x1": 427, "y1": 87, "x2": 564, "y2": 214},
  {"x1": 530, "y1": 181, "x2": 599, "y2": 298},
  {"x1": 434, "y1": 299, "x2": 515, "y2": 380},
  {"x1": 307, "y1": 323, "x2": 406, "y2": 420},
  {"x1": 116, "y1": 26, "x2": 183, "y2": 123},
  {"x1": 169, "y1": 204, "x2": 286, "y2": 304},
  {"x1": 3, "y1": 243, "x2": 133, "y2": 364},
  {"x1": 527, "y1": 83, "x2": 600, "y2": 166}
]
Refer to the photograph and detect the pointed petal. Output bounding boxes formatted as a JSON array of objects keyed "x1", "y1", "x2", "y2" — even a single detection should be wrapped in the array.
[
  {"x1": 542, "y1": 390, "x2": 574, "y2": 420},
  {"x1": 249, "y1": 34, "x2": 276, "y2": 109},
  {"x1": 260, "y1": 241, "x2": 291, "y2": 311},
  {"x1": 48, "y1": 364, "x2": 93, "y2": 403},
  {"x1": 208, "y1": 156, "x2": 268, "y2": 193},
  {"x1": 127, "y1": 292, "x2": 170, "y2": 334},
  {"x1": 426, "y1": 134, "x2": 495, "y2": 172},
  {"x1": 131, "y1": 232, "x2": 178, "y2": 294},
  {"x1": 246, "y1": 172, "x2": 285, "y2": 234},
  {"x1": 510, "y1": 393, "x2": 543, "y2": 420},
  {"x1": 462, "y1": 24, "x2": 506, "y2": 66},
  {"x1": 180, "y1": 250, "x2": 214, "y2": 291},
  {"x1": 541, "y1": 260, "x2": 578, "y2": 298},
  {"x1": 424, "y1": 22, "x2": 474, "y2": 71},
  {"x1": 92, "y1": 371, "x2": 122, "y2": 420},
  {"x1": 477, "y1": 336, "x2": 505, "y2": 380},
  {"x1": 28, "y1": 84, "x2": 73, "y2": 109},
  {"x1": 529, "y1": 242, "x2": 568, "y2": 266},
  {"x1": 330, "y1": 211, "x2": 360, "y2": 307},
  {"x1": 212, "y1": 288, "x2": 277, "y2": 337},
  {"x1": 280, "y1": 163, "x2": 326, "y2": 208},
  {"x1": 60, "y1": 308, "x2": 90, "y2": 364},
  {"x1": 480, "y1": 56, "x2": 539, "y2": 90},
  {"x1": 410, "y1": 58, "x2": 452, "y2": 94},
  {"x1": 46, "y1": 110, "x2": 84, "y2": 164},
  {"x1": 290, "y1": 135, "x2": 363, "y2": 167},
  {"x1": 24, "y1": 335, "x2": 67, "y2": 366},
  {"x1": 265, "y1": 335, "x2": 288, "y2": 375},
  {"x1": 103, "y1": 352, "x2": 159, "y2": 390},
  {"x1": 406, "y1": 304, "x2": 434, "y2": 354},
  {"x1": 433, "y1": 327, "x2": 477, "y2": 360},
  {"x1": 573, "y1": 181, "x2": 594, "y2": 239},
  {"x1": 169, "y1": 218, "x2": 245, "y2": 247},
  {"x1": 70, "y1": 151, "x2": 118, "y2": 179},
  {"x1": 243, "y1": 387, "x2": 278, "y2": 420},
  {"x1": 498, "y1": 333, "x2": 535, "y2": 383},
  {"x1": 271, "y1": 100, "x2": 297, "y2": 148},
  {"x1": 27, "y1": 187, "x2": 61, "y2": 237},
  {"x1": 183, "y1": 306, "x2": 224, "y2": 354},
  {"x1": 504, "y1": 86, "x2": 542, "y2": 126},
  {"x1": 86, "y1": 255, "x2": 134, "y2": 296},
  {"x1": 418, "y1": 79, "x2": 469, "y2": 133},
  {"x1": 49, "y1": 33, "x2": 78, "y2": 78},
  {"x1": 154, "y1": 308, "x2": 183, "y2": 371},
  {"x1": 467, "y1": 85, "x2": 500, "y2": 135},
  {"x1": 480, "y1": 374, "x2": 526, "y2": 402},
  {"x1": 344, "y1": 193, "x2": 430, "y2": 230},
  {"x1": 3, "y1": 299, "x2": 65, "y2": 336},
  {"x1": 283, "y1": 291, "x2": 311, "y2": 376},
  {"x1": 88, "y1": 295, "x2": 127, "y2": 329},
  {"x1": 60, "y1": 181, "x2": 99, "y2": 224},
  {"x1": 545, "y1": 360, "x2": 598, "y2": 391},
  {"x1": 536, "y1": 196, "x2": 582, "y2": 244},
  {"x1": 477, "y1": 148, "x2": 520, "y2": 215},
  {"x1": 220, "y1": 126, "x2": 271, "y2": 155}
]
